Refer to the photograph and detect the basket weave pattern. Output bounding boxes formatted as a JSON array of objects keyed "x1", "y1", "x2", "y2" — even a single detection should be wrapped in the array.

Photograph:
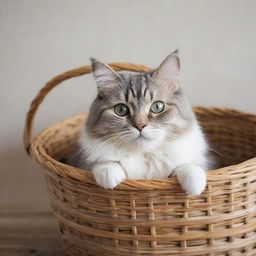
[{"x1": 24, "y1": 63, "x2": 256, "y2": 255}]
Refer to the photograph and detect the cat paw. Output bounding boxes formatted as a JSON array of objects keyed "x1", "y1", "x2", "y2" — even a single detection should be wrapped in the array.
[
  {"x1": 173, "y1": 165, "x2": 206, "y2": 195},
  {"x1": 93, "y1": 162, "x2": 126, "y2": 189}
]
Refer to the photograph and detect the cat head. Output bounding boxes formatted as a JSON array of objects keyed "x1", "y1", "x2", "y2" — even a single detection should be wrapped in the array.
[{"x1": 86, "y1": 51, "x2": 195, "y2": 151}]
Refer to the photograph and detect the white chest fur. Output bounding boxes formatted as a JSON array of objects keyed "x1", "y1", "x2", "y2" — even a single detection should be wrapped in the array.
[{"x1": 79, "y1": 122, "x2": 208, "y2": 180}]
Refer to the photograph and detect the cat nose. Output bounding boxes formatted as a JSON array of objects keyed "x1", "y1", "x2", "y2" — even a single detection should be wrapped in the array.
[{"x1": 133, "y1": 124, "x2": 147, "y2": 132}]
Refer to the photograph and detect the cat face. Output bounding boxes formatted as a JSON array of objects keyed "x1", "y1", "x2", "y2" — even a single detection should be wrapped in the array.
[{"x1": 86, "y1": 52, "x2": 195, "y2": 151}]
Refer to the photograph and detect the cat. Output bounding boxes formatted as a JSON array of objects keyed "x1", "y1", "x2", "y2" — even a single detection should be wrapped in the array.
[{"x1": 67, "y1": 51, "x2": 211, "y2": 195}]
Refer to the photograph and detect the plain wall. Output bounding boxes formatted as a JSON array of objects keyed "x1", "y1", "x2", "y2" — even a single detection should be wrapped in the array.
[{"x1": 1, "y1": 0, "x2": 256, "y2": 211}]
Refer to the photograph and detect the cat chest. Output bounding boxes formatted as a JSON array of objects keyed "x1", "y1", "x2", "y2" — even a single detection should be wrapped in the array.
[{"x1": 119, "y1": 152, "x2": 171, "y2": 179}]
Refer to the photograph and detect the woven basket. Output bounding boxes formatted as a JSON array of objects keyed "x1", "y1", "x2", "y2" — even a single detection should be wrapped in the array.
[{"x1": 24, "y1": 63, "x2": 256, "y2": 256}]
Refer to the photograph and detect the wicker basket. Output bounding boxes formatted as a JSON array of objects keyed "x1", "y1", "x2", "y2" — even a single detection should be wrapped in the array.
[{"x1": 24, "y1": 63, "x2": 256, "y2": 256}]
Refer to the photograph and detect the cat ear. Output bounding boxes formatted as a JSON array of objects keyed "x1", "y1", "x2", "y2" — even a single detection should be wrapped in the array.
[
  {"x1": 90, "y1": 58, "x2": 121, "y2": 93},
  {"x1": 152, "y1": 51, "x2": 180, "y2": 92}
]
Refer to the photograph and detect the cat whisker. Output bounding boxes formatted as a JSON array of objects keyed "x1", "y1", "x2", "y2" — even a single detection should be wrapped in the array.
[
  {"x1": 208, "y1": 147, "x2": 223, "y2": 157},
  {"x1": 84, "y1": 131, "x2": 131, "y2": 156}
]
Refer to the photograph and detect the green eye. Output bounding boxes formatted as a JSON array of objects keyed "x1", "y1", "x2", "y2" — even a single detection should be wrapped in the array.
[
  {"x1": 150, "y1": 101, "x2": 165, "y2": 113},
  {"x1": 114, "y1": 104, "x2": 129, "y2": 116}
]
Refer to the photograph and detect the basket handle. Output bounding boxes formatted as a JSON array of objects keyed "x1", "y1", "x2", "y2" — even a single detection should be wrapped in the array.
[{"x1": 23, "y1": 62, "x2": 151, "y2": 155}]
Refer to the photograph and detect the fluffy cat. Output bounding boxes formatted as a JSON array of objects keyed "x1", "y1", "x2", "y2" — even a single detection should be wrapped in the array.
[{"x1": 68, "y1": 51, "x2": 211, "y2": 195}]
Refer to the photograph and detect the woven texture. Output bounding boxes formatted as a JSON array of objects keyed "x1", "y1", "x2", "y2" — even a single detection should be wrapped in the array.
[{"x1": 24, "y1": 63, "x2": 256, "y2": 255}]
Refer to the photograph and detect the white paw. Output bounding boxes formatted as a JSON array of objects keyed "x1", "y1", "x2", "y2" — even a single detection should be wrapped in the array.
[
  {"x1": 93, "y1": 162, "x2": 126, "y2": 189},
  {"x1": 173, "y1": 165, "x2": 206, "y2": 195}
]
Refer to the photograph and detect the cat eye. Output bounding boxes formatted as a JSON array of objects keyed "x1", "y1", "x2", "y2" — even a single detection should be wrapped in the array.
[
  {"x1": 114, "y1": 104, "x2": 129, "y2": 116},
  {"x1": 150, "y1": 101, "x2": 165, "y2": 113}
]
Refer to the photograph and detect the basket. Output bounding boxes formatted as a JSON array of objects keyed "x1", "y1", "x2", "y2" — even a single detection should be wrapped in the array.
[{"x1": 24, "y1": 63, "x2": 256, "y2": 256}]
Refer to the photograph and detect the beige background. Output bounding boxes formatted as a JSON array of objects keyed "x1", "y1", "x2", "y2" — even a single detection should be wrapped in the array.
[{"x1": 1, "y1": 0, "x2": 256, "y2": 212}]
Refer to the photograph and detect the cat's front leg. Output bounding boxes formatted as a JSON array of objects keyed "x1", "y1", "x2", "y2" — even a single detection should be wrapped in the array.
[
  {"x1": 92, "y1": 162, "x2": 127, "y2": 189},
  {"x1": 172, "y1": 164, "x2": 206, "y2": 195}
]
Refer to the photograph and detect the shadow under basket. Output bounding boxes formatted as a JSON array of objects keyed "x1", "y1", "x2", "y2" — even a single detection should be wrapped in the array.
[{"x1": 24, "y1": 63, "x2": 256, "y2": 256}]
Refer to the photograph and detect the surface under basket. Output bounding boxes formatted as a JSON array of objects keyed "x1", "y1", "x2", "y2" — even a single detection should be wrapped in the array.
[{"x1": 24, "y1": 63, "x2": 256, "y2": 255}]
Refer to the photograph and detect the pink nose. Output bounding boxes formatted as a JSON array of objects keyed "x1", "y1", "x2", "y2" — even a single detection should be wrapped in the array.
[{"x1": 133, "y1": 124, "x2": 147, "y2": 132}]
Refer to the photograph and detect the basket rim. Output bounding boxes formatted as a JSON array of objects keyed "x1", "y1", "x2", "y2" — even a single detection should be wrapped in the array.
[{"x1": 30, "y1": 106, "x2": 256, "y2": 191}]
